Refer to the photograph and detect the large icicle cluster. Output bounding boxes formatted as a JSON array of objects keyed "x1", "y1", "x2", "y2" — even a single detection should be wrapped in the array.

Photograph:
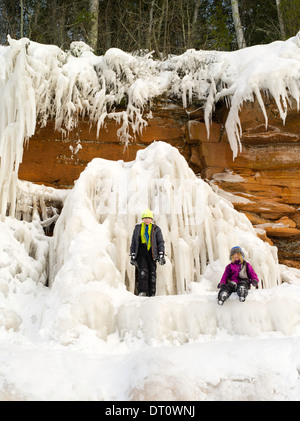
[
  {"x1": 0, "y1": 33, "x2": 300, "y2": 218},
  {"x1": 50, "y1": 142, "x2": 280, "y2": 291},
  {"x1": 41, "y1": 142, "x2": 282, "y2": 344}
]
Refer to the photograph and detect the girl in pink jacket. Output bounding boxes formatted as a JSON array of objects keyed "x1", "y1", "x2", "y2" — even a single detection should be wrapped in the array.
[{"x1": 218, "y1": 246, "x2": 259, "y2": 306}]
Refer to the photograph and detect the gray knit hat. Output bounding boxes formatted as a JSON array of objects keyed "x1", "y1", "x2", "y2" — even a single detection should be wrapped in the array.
[{"x1": 230, "y1": 246, "x2": 244, "y2": 259}]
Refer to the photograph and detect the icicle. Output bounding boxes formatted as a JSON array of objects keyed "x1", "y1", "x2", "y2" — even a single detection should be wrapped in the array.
[
  {"x1": 50, "y1": 142, "x2": 280, "y2": 299},
  {"x1": 0, "y1": 37, "x2": 37, "y2": 220},
  {"x1": 1, "y1": 34, "x2": 300, "y2": 222}
]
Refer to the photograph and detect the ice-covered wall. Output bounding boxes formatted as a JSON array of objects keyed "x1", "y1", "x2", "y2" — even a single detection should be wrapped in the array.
[
  {"x1": 0, "y1": 33, "x2": 299, "y2": 219},
  {"x1": 51, "y1": 142, "x2": 280, "y2": 291},
  {"x1": 40, "y1": 142, "x2": 283, "y2": 343}
]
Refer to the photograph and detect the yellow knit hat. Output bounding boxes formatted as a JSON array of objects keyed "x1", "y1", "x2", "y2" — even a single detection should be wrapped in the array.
[{"x1": 141, "y1": 209, "x2": 153, "y2": 219}]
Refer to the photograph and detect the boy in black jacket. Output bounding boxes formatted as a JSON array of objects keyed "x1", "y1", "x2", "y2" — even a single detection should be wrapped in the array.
[{"x1": 130, "y1": 209, "x2": 165, "y2": 296}]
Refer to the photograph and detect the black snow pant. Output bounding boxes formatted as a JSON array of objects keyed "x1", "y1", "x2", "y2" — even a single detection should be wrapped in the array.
[
  {"x1": 218, "y1": 280, "x2": 250, "y2": 303},
  {"x1": 135, "y1": 244, "x2": 157, "y2": 296}
]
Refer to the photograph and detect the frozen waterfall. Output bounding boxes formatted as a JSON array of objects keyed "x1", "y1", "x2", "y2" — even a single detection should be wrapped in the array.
[{"x1": 40, "y1": 142, "x2": 282, "y2": 344}]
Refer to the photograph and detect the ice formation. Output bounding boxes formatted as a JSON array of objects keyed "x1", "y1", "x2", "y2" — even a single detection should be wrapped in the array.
[
  {"x1": 40, "y1": 142, "x2": 282, "y2": 344},
  {"x1": 0, "y1": 32, "x2": 300, "y2": 218}
]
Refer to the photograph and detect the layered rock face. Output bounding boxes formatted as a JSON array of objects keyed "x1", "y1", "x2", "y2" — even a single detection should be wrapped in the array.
[
  {"x1": 18, "y1": 98, "x2": 300, "y2": 267},
  {"x1": 197, "y1": 98, "x2": 300, "y2": 268}
]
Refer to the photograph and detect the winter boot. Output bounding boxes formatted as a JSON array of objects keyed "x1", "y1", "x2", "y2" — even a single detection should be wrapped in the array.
[
  {"x1": 237, "y1": 281, "x2": 248, "y2": 302},
  {"x1": 137, "y1": 268, "x2": 149, "y2": 296},
  {"x1": 217, "y1": 283, "x2": 236, "y2": 305},
  {"x1": 149, "y1": 271, "x2": 157, "y2": 297},
  {"x1": 218, "y1": 288, "x2": 230, "y2": 305}
]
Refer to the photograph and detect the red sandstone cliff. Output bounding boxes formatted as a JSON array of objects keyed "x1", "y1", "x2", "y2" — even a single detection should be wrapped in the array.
[{"x1": 18, "y1": 98, "x2": 300, "y2": 267}]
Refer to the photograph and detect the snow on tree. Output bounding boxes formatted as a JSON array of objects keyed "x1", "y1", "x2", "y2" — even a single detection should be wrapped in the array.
[{"x1": 0, "y1": 32, "x2": 300, "y2": 220}]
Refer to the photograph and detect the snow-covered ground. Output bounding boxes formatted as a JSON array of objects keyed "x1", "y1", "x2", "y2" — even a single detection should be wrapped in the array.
[{"x1": 0, "y1": 142, "x2": 300, "y2": 401}]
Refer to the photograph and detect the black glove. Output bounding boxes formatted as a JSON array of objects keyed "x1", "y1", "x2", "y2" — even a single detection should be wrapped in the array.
[
  {"x1": 130, "y1": 253, "x2": 136, "y2": 265},
  {"x1": 251, "y1": 279, "x2": 259, "y2": 288},
  {"x1": 158, "y1": 252, "x2": 166, "y2": 265}
]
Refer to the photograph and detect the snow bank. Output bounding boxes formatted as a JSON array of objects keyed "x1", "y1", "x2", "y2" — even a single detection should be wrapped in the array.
[
  {"x1": 0, "y1": 33, "x2": 300, "y2": 218},
  {"x1": 117, "y1": 285, "x2": 300, "y2": 342},
  {"x1": 1, "y1": 332, "x2": 300, "y2": 401},
  {"x1": 0, "y1": 215, "x2": 49, "y2": 337}
]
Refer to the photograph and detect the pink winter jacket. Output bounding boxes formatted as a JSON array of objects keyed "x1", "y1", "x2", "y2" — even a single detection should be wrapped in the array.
[{"x1": 219, "y1": 260, "x2": 259, "y2": 286}]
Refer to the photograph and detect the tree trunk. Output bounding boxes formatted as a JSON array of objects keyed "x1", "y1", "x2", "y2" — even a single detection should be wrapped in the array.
[
  {"x1": 20, "y1": 0, "x2": 24, "y2": 38},
  {"x1": 154, "y1": 0, "x2": 166, "y2": 55},
  {"x1": 105, "y1": 0, "x2": 112, "y2": 50},
  {"x1": 163, "y1": 0, "x2": 169, "y2": 56},
  {"x1": 147, "y1": 0, "x2": 155, "y2": 51},
  {"x1": 275, "y1": 0, "x2": 286, "y2": 40},
  {"x1": 189, "y1": 0, "x2": 201, "y2": 49},
  {"x1": 231, "y1": 0, "x2": 246, "y2": 49},
  {"x1": 89, "y1": 0, "x2": 99, "y2": 51}
]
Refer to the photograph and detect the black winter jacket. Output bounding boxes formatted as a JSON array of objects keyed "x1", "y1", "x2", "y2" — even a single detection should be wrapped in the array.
[{"x1": 130, "y1": 223, "x2": 165, "y2": 260}]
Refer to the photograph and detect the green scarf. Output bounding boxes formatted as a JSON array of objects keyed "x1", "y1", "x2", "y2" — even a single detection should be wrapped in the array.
[{"x1": 141, "y1": 222, "x2": 152, "y2": 250}]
